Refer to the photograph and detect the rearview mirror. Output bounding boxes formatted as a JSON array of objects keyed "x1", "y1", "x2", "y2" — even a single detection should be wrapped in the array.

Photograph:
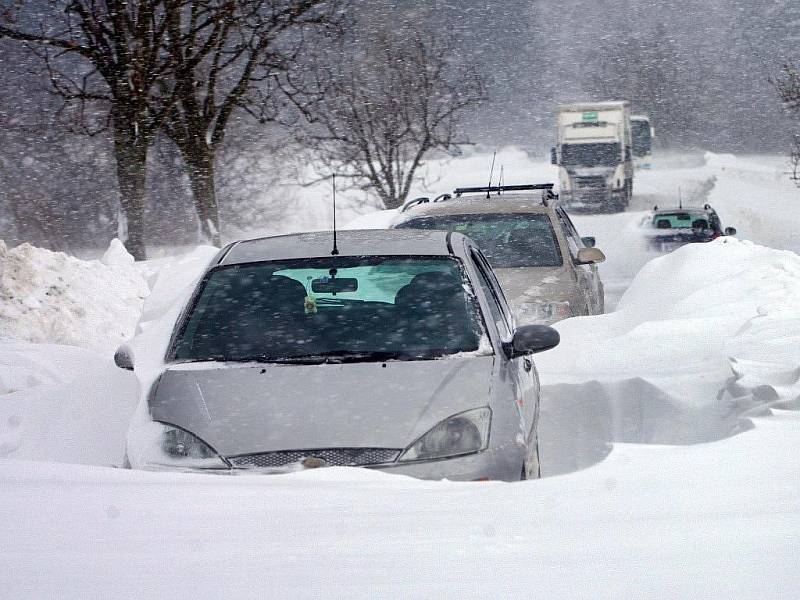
[
  {"x1": 506, "y1": 325, "x2": 560, "y2": 358},
  {"x1": 581, "y1": 236, "x2": 596, "y2": 248},
  {"x1": 724, "y1": 227, "x2": 737, "y2": 236},
  {"x1": 114, "y1": 344, "x2": 135, "y2": 371},
  {"x1": 576, "y1": 247, "x2": 605, "y2": 265},
  {"x1": 550, "y1": 147, "x2": 557, "y2": 165},
  {"x1": 311, "y1": 277, "x2": 358, "y2": 293}
]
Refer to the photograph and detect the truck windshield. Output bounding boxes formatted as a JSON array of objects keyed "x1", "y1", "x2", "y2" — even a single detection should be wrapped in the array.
[
  {"x1": 396, "y1": 213, "x2": 562, "y2": 268},
  {"x1": 562, "y1": 143, "x2": 620, "y2": 167},
  {"x1": 632, "y1": 121, "x2": 652, "y2": 156},
  {"x1": 171, "y1": 256, "x2": 485, "y2": 363}
]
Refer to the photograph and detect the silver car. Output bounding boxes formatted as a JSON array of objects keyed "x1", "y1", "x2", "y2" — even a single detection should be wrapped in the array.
[
  {"x1": 120, "y1": 230, "x2": 559, "y2": 481},
  {"x1": 393, "y1": 184, "x2": 606, "y2": 325}
]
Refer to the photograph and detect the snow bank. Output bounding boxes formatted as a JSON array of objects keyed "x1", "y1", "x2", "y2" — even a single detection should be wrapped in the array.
[
  {"x1": 0, "y1": 242, "x2": 217, "y2": 467},
  {"x1": 0, "y1": 239, "x2": 149, "y2": 352},
  {"x1": 0, "y1": 342, "x2": 137, "y2": 465},
  {"x1": 1, "y1": 410, "x2": 798, "y2": 599},
  {"x1": 537, "y1": 237, "x2": 800, "y2": 475}
]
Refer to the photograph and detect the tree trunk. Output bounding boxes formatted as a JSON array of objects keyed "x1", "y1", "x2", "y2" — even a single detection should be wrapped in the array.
[
  {"x1": 113, "y1": 126, "x2": 148, "y2": 260},
  {"x1": 182, "y1": 140, "x2": 221, "y2": 246}
]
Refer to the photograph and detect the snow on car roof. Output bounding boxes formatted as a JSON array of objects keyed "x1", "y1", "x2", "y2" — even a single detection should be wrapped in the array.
[
  {"x1": 397, "y1": 194, "x2": 551, "y2": 220},
  {"x1": 220, "y1": 229, "x2": 458, "y2": 265},
  {"x1": 654, "y1": 208, "x2": 710, "y2": 215}
]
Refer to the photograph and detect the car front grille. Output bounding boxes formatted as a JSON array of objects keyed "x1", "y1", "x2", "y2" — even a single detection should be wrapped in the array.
[
  {"x1": 229, "y1": 448, "x2": 402, "y2": 469},
  {"x1": 575, "y1": 176, "x2": 606, "y2": 188}
]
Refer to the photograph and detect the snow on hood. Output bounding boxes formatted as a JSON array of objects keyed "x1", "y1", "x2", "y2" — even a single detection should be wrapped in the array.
[{"x1": 493, "y1": 266, "x2": 573, "y2": 305}]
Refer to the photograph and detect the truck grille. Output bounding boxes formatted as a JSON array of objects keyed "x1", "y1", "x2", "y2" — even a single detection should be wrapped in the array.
[
  {"x1": 575, "y1": 176, "x2": 606, "y2": 188},
  {"x1": 229, "y1": 448, "x2": 401, "y2": 469}
]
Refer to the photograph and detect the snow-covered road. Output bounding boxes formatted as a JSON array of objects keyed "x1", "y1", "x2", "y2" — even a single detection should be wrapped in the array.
[
  {"x1": 1, "y1": 150, "x2": 799, "y2": 598},
  {"x1": 2, "y1": 410, "x2": 798, "y2": 599}
]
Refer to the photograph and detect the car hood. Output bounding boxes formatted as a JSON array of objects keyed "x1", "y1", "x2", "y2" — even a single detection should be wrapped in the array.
[
  {"x1": 494, "y1": 265, "x2": 576, "y2": 306},
  {"x1": 150, "y1": 356, "x2": 494, "y2": 456}
]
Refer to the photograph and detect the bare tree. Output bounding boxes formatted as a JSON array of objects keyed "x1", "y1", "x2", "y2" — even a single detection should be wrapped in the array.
[
  {"x1": 0, "y1": 0, "x2": 176, "y2": 259},
  {"x1": 161, "y1": 0, "x2": 338, "y2": 245},
  {"x1": 286, "y1": 27, "x2": 486, "y2": 209},
  {"x1": 774, "y1": 62, "x2": 800, "y2": 186}
]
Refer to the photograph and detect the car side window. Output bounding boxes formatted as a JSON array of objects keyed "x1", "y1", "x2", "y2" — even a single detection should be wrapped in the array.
[
  {"x1": 556, "y1": 210, "x2": 581, "y2": 259},
  {"x1": 470, "y1": 249, "x2": 512, "y2": 338},
  {"x1": 559, "y1": 209, "x2": 585, "y2": 245}
]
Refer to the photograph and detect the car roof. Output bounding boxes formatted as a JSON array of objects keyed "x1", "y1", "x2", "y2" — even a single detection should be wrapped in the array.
[
  {"x1": 396, "y1": 194, "x2": 553, "y2": 220},
  {"x1": 218, "y1": 229, "x2": 463, "y2": 265}
]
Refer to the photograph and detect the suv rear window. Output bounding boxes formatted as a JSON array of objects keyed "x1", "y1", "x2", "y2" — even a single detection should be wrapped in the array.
[
  {"x1": 653, "y1": 212, "x2": 709, "y2": 229},
  {"x1": 397, "y1": 213, "x2": 562, "y2": 268}
]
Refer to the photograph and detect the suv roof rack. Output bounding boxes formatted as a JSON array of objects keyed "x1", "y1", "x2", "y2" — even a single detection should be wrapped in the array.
[
  {"x1": 453, "y1": 183, "x2": 554, "y2": 196},
  {"x1": 400, "y1": 193, "x2": 453, "y2": 213},
  {"x1": 453, "y1": 183, "x2": 557, "y2": 206}
]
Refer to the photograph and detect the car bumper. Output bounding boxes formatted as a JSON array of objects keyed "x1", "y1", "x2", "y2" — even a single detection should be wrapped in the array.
[{"x1": 126, "y1": 444, "x2": 525, "y2": 482}]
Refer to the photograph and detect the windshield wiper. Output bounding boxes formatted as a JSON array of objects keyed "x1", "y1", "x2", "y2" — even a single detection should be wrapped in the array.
[{"x1": 238, "y1": 351, "x2": 419, "y2": 364}]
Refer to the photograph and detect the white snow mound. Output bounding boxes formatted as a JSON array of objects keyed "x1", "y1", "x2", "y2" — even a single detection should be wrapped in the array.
[
  {"x1": 0, "y1": 239, "x2": 149, "y2": 352},
  {"x1": 537, "y1": 237, "x2": 800, "y2": 475}
]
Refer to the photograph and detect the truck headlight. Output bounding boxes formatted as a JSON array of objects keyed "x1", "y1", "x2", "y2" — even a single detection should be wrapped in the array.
[
  {"x1": 126, "y1": 421, "x2": 229, "y2": 471},
  {"x1": 516, "y1": 300, "x2": 572, "y2": 325},
  {"x1": 399, "y1": 408, "x2": 491, "y2": 462}
]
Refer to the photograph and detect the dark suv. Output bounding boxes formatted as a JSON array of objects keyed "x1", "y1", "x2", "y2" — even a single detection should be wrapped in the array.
[{"x1": 646, "y1": 204, "x2": 737, "y2": 252}]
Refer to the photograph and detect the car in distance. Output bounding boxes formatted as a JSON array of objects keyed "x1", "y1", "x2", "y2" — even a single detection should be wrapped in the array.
[
  {"x1": 392, "y1": 184, "x2": 606, "y2": 325},
  {"x1": 120, "y1": 230, "x2": 559, "y2": 481},
  {"x1": 645, "y1": 204, "x2": 737, "y2": 252}
]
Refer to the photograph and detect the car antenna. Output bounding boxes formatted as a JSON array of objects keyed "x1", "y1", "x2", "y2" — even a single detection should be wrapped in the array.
[
  {"x1": 486, "y1": 151, "x2": 496, "y2": 199},
  {"x1": 497, "y1": 165, "x2": 504, "y2": 195},
  {"x1": 331, "y1": 173, "x2": 339, "y2": 256},
  {"x1": 678, "y1": 187, "x2": 682, "y2": 210}
]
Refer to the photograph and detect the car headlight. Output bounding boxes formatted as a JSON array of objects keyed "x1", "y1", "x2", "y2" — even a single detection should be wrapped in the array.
[
  {"x1": 126, "y1": 421, "x2": 229, "y2": 471},
  {"x1": 398, "y1": 408, "x2": 491, "y2": 462},
  {"x1": 516, "y1": 300, "x2": 572, "y2": 325}
]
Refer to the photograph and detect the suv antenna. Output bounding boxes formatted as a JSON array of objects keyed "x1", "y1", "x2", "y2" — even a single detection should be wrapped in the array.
[
  {"x1": 486, "y1": 151, "x2": 496, "y2": 199},
  {"x1": 678, "y1": 187, "x2": 682, "y2": 210},
  {"x1": 331, "y1": 174, "x2": 339, "y2": 255},
  {"x1": 497, "y1": 165, "x2": 504, "y2": 195}
]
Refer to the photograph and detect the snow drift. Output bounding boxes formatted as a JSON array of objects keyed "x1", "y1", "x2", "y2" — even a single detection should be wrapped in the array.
[
  {"x1": 0, "y1": 239, "x2": 149, "y2": 352},
  {"x1": 537, "y1": 236, "x2": 800, "y2": 475},
  {"x1": 0, "y1": 242, "x2": 218, "y2": 466}
]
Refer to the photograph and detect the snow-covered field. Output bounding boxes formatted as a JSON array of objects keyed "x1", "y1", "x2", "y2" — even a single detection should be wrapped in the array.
[{"x1": 1, "y1": 151, "x2": 799, "y2": 598}]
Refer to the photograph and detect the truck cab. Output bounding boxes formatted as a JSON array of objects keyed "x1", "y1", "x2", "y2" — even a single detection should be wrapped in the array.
[
  {"x1": 552, "y1": 101, "x2": 633, "y2": 212},
  {"x1": 631, "y1": 115, "x2": 654, "y2": 169}
]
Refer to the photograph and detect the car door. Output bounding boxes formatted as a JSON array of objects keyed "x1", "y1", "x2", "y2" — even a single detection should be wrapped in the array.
[
  {"x1": 556, "y1": 208, "x2": 602, "y2": 314},
  {"x1": 468, "y1": 247, "x2": 539, "y2": 452}
]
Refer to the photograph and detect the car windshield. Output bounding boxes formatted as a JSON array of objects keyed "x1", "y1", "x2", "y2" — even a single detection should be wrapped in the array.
[
  {"x1": 562, "y1": 142, "x2": 620, "y2": 167},
  {"x1": 396, "y1": 213, "x2": 562, "y2": 268},
  {"x1": 171, "y1": 256, "x2": 485, "y2": 363}
]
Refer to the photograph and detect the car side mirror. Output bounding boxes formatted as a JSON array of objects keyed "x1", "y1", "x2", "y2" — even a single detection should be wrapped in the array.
[
  {"x1": 550, "y1": 147, "x2": 557, "y2": 165},
  {"x1": 576, "y1": 247, "x2": 605, "y2": 264},
  {"x1": 581, "y1": 236, "x2": 596, "y2": 248},
  {"x1": 506, "y1": 325, "x2": 560, "y2": 358},
  {"x1": 114, "y1": 344, "x2": 135, "y2": 371},
  {"x1": 724, "y1": 227, "x2": 737, "y2": 236}
]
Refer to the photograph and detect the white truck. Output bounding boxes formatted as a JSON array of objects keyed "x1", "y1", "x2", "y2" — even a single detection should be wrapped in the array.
[{"x1": 551, "y1": 101, "x2": 633, "y2": 212}]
